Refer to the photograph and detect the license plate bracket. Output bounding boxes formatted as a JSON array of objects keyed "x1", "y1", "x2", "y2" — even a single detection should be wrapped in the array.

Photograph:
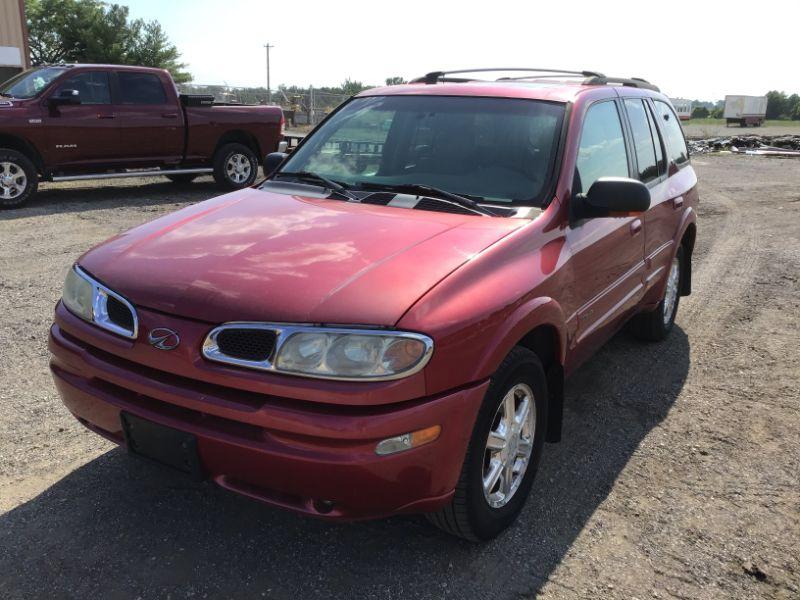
[{"x1": 120, "y1": 412, "x2": 204, "y2": 479}]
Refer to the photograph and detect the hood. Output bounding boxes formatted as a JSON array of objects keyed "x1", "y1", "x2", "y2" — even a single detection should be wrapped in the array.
[{"x1": 79, "y1": 188, "x2": 525, "y2": 326}]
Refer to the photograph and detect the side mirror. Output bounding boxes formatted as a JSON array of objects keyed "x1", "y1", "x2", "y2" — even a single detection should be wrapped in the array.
[
  {"x1": 572, "y1": 177, "x2": 650, "y2": 220},
  {"x1": 50, "y1": 88, "x2": 81, "y2": 106},
  {"x1": 263, "y1": 151, "x2": 288, "y2": 176}
]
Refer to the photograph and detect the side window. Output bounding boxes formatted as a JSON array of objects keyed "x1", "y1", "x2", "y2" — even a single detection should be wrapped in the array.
[
  {"x1": 654, "y1": 100, "x2": 689, "y2": 166},
  {"x1": 575, "y1": 101, "x2": 629, "y2": 194},
  {"x1": 624, "y1": 99, "x2": 659, "y2": 183},
  {"x1": 56, "y1": 72, "x2": 111, "y2": 105},
  {"x1": 117, "y1": 72, "x2": 168, "y2": 105},
  {"x1": 645, "y1": 101, "x2": 666, "y2": 176}
]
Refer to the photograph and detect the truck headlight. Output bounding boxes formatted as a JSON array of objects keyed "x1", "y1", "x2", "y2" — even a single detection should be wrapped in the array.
[{"x1": 276, "y1": 331, "x2": 431, "y2": 379}]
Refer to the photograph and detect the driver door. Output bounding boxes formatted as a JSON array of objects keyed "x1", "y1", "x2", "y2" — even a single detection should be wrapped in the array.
[
  {"x1": 565, "y1": 99, "x2": 646, "y2": 363},
  {"x1": 45, "y1": 70, "x2": 119, "y2": 169}
]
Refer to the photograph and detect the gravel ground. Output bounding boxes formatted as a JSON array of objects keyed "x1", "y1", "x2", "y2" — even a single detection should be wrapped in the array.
[{"x1": 0, "y1": 158, "x2": 798, "y2": 599}]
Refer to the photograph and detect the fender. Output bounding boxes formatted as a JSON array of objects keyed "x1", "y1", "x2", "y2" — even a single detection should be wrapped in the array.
[
  {"x1": 650, "y1": 204, "x2": 697, "y2": 301},
  {"x1": 0, "y1": 132, "x2": 45, "y2": 173},
  {"x1": 472, "y1": 296, "x2": 567, "y2": 382}
]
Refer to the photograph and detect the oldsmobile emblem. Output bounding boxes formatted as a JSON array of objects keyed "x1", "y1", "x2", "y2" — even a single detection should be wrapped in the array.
[{"x1": 148, "y1": 327, "x2": 180, "y2": 350}]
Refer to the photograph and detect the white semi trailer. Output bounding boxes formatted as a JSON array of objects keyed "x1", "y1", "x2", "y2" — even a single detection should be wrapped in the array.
[{"x1": 724, "y1": 95, "x2": 768, "y2": 127}]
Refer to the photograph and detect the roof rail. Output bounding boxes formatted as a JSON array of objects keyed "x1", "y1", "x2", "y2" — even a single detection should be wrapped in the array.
[
  {"x1": 410, "y1": 68, "x2": 660, "y2": 92},
  {"x1": 411, "y1": 68, "x2": 605, "y2": 84},
  {"x1": 582, "y1": 75, "x2": 660, "y2": 92}
]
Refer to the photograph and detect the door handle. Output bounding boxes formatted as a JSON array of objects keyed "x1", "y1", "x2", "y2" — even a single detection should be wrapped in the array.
[
  {"x1": 162, "y1": 113, "x2": 178, "y2": 119},
  {"x1": 97, "y1": 113, "x2": 115, "y2": 119},
  {"x1": 672, "y1": 196, "x2": 684, "y2": 209},
  {"x1": 630, "y1": 218, "x2": 643, "y2": 236}
]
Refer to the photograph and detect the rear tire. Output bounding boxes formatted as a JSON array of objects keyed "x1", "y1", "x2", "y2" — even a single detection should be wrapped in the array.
[
  {"x1": 212, "y1": 143, "x2": 258, "y2": 189},
  {"x1": 0, "y1": 149, "x2": 38, "y2": 209},
  {"x1": 629, "y1": 245, "x2": 684, "y2": 341},
  {"x1": 426, "y1": 347, "x2": 547, "y2": 541},
  {"x1": 165, "y1": 173, "x2": 198, "y2": 184}
]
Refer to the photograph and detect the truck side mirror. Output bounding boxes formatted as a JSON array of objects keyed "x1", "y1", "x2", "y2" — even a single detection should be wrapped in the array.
[
  {"x1": 571, "y1": 177, "x2": 650, "y2": 220},
  {"x1": 50, "y1": 88, "x2": 81, "y2": 106},
  {"x1": 264, "y1": 152, "x2": 288, "y2": 176}
]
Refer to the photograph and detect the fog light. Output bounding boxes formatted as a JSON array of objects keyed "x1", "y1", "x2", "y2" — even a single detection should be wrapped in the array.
[{"x1": 375, "y1": 425, "x2": 441, "y2": 456}]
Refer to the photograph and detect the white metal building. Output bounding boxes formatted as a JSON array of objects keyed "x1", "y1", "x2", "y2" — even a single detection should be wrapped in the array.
[{"x1": 0, "y1": 0, "x2": 30, "y2": 83}]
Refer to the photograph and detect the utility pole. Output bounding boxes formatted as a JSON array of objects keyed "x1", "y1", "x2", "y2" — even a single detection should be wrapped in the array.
[{"x1": 263, "y1": 43, "x2": 274, "y2": 104}]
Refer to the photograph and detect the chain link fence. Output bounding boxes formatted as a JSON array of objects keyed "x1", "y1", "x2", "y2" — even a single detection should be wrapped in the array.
[{"x1": 177, "y1": 84, "x2": 350, "y2": 128}]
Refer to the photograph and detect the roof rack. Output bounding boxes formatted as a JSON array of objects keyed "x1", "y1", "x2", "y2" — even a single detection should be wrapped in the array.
[
  {"x1": 411, "y1": 68, "x2": 605, "y2": 84},
  {"x1": 582, "y1": 75, "x2": 660, "y2": 92},
  {"x1": 410, "y1": 68, "x2": 660, "y2": 92}
]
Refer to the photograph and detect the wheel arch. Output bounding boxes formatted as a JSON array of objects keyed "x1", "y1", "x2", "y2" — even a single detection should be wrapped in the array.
[
  {"x1": 0, "y1": 133, "x2": 45, "y2": 174},
  {"x1": 213, "y1": 130, "x2": 262, "y2": 164},
  {"x1": 474, "y1": 297, "x2": 568, "y2": 444}
]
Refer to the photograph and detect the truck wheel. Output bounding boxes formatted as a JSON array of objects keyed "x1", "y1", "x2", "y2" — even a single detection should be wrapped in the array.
[
  {"x1": 213, "y1": 143, "x2": 258, "y2": 189},
  {"x1": 0, "y1": 149, "x2": 38, "y2": 209},
  {"x1": 426, "y1": 347, "x2": 547, "y2": 541},
  {"x1": 629, "y1": 245, "x2": 684, "y2": 341},
  {"x1": 165, "y1": 174, "x2": 198, "y2": 184}
]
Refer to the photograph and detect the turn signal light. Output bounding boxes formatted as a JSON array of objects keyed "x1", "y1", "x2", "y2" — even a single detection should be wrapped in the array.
[{"x1": 375, "y1": 425, "x2": 441, "y2": 456}]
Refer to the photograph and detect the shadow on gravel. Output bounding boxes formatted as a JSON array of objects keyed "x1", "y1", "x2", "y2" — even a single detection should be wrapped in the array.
[
  {"x1": 0, "y1": 179, "x2": 223, "y2": 220},
  {"x1": 0, "y1": 327, "x2": 690, "y2": 599}
]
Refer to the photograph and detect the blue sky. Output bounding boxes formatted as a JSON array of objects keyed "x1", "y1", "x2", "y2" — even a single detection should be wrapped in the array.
[{"x1": 123, "y1": 0, "x2": 798, "y2": 99}]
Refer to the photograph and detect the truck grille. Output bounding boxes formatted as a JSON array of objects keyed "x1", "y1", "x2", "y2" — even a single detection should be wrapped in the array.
[{"x1": 215, "y1": 328, "x2": 277, "y2": 362}]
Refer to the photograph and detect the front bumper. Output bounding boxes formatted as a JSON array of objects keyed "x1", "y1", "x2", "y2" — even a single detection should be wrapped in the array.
[{"x1": 49, "y1": 304, "x2": 488, "y2": 520}]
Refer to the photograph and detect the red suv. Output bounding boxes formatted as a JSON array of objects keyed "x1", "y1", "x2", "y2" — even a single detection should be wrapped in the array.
[{"x1": 49, "y1": 68, "x2": 697, "y2": 540}]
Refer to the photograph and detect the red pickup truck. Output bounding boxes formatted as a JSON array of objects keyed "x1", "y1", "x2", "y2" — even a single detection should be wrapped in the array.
[
  {"x1": 49, "y1": 68, "x2": 698, "y2": 541},
  {"x1": 0, "y1": 64, "x2": 284, "y2": 207}
]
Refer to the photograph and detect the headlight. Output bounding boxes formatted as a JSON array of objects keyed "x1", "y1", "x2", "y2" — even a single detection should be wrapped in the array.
[
  {"x1": 61, "y1": 265, "x2": 138, "y2": 339},
  {"x1": 204, "y1": 324, "x2": 433, "y2": 381},
  {"x1": 63, "y1": 267, "x2": 94, "y2": 321}
]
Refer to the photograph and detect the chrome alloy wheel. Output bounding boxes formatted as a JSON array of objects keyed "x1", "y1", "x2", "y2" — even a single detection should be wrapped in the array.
[
  {"x1": 225, "y1": 153, "x2": 252, "y2": 184},
  {"x1": 0, "y1": 161, "x2": 27, "y2": 200},
  {"x1": 482, "y1": 383, "x2": 536, "y2": 508},
  {"x1": 662, "y1": 256, "x2": 680, "y2": 325}
]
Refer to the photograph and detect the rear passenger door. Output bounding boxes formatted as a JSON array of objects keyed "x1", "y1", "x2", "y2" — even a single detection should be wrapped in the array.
[
  {"x1": 110, "y1": 70, "x2": 184, "y2": 165},
  {"x1": 566, "y1": 99, "x2": 646, "y2": 359},
  {"x1": 638, "y1": 99, "x2": 690, "y2": 299},
  {"x1": 621, "y1": 97, "x2": 674, "y2": 298}
]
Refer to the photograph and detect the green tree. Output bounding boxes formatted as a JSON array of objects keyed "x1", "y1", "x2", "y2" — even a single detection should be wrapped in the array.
[
  {"x1": 765, "y1": 90, "x2": 787, "y2": 119},
  {"x1": 788, "y1": 94, "x2": 800, "y2": 121},
  {"x1": 340, "y1": 78, "x2": 369, "y2": 96},
  {"x1": 385, "y1": 76, "x2": 407, "y2": 86},
  {"x1": 26, "y1": 0, "x2": 191, "y2": 83},
  {"x1": 691, "y1": 106, "x2": 709, "y2": 118}
]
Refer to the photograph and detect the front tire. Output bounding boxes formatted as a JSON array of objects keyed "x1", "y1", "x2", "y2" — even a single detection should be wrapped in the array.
[
  {"x1": 630, "y1": 245, "x2": 684, "y2": 341},
  {"x1": 212, "y1": 143, "x2": 258, "y2": 189},
  {"x1": 426, "y1": 347, "x2": 548, "y2": 541},
  {"x1": 0, "y1": 149, "x2": 38, "y2": 209}
]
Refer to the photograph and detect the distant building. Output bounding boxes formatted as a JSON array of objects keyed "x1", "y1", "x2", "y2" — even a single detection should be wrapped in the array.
[
  {"x1": 0, "y1": 0, "x2": 30, "y2": 83},
  {"x1": 670, "y1": 98, "x2": 693, "y2": 120}
]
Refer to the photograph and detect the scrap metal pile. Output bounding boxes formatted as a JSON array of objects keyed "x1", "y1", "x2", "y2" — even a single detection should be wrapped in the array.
[{"x1": 689, "y1": 135, "x2": 800, "y2": 156}]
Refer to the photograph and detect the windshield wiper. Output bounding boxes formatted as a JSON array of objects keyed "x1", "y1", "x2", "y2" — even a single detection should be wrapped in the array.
[
  {"x1": 274, "y1": 171, "x2": 360, "y2": 202},
  {"x1": 354, "y1": 182, "x2": 493, "y2": 216}
]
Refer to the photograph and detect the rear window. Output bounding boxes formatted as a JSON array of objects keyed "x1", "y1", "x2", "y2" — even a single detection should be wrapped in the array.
[
  {"x1": 654, "y1": 100, "x2": 689, "y2": 166},
  {"x1": 117, "y1": 72, "x2": 168, "y2": 105},
  {"x1": 280, "y1": 95, "x2": 565, "y2": 205},
  {"x1": 624, "y1": 99, "x2": 659, "y2": 183}
]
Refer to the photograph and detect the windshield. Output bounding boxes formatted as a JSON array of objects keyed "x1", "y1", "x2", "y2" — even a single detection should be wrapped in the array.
[
  {"x1": 279, "y1": 95, "x2": 565, "y2": 204},
  {"x1": 0, "y1": 67, "x2": 67, "y2": 99}
]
